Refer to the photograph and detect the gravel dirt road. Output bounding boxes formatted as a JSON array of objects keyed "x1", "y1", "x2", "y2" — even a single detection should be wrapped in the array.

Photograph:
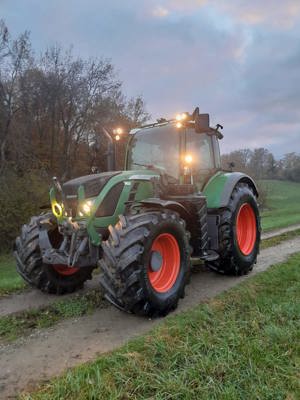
[{"x1": 1, "y1": 236, "x2": 300, "y2": 399}]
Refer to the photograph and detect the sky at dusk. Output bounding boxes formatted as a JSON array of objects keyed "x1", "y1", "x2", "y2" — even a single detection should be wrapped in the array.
[{"x1": 1, "y1": 0, "x2": 300, "y2": 156}]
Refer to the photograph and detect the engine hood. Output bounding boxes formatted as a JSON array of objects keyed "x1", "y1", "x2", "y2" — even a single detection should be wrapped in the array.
[{"x1": 62, "y1": 171, "x2": 121, "y2": 199}]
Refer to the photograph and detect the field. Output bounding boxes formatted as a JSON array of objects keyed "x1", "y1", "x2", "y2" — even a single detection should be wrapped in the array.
[
  {"x1": 22, "y1": 253, "x2": 300, "y2": 400},
  {"x1": 260, "y1": 180, "x2": 300, "y2": 231}
]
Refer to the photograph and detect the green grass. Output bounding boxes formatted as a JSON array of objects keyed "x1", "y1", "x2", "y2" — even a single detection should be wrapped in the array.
[
  {"x1": 0, "y1": 289, "x2": 104, "y2": 343},
  {"x1": 0, "y1": 253, "x2": 26, "y2": 296},
  {"x1": 21, "y1": 253, "x2": 300, "y2": 400},
  {"x1": 260, "y1": 179, "x2": 300, "y2": 231}
]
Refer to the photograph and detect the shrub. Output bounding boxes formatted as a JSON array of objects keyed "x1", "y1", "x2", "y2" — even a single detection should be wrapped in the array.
[{"x1": 0, "y1": 170, "x2": 49, "y2": 251}]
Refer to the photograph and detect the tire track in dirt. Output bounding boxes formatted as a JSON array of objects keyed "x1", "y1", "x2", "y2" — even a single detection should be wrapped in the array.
[
  {"x1": 261, "y1": 223, "x2": 300, "y2": 240},
  {"x1": 1, "y1": 236, "x2": 300, "y2": 399}
]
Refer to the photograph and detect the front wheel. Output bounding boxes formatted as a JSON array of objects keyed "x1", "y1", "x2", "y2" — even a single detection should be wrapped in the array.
[
  {"x1": 14, "y1": 213, "x2": 94, "y2": 294},
  {"x1": 99, "y1": 209, "x2": 191, "y2": 317},
  {"x1": 207, "y1": 183, "x2": 261, "y2": 275}
]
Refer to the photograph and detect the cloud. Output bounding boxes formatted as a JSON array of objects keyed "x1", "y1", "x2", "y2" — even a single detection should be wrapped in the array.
[
  {"x1": 1, "y1": 0, "x2": 300, "y2": 156},
  {"x1": 152, "y1": 6, "x2": 169, "y2": 18},
  {"x1": 219, "y1": 0, "x2": 300, "y2": 29},
  {"x1": 158, "y1": 0, "x2": 300, "y2": 29}
]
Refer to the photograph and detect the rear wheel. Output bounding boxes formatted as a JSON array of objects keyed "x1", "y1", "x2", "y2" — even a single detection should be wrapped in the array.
[
  {"x1": 207, "y1": 183, "x2": 260, "y2": 275},
  {"x1": 14, "y1": 213, "x2": 94, "y2": 294},
  {"x1": 99, "y1": 209, "x2": 191, "y2": 317}
]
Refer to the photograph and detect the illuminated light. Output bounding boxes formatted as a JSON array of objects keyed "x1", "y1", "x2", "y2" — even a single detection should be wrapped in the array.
[
  {"x1": 181, "y1": 113, "x2": 187, "y2": 120},
  {"x1": 176, "y1": 122, "x2": 183, "y2": 128},
  {"x1": 184, "y1": 154, "x2": 193, "y2": 164},
  {"x1": 115, "y1": 134, "x2": 121, "y2": 141},
  {"x1": 176, "y1": 113, "x2": 187, "y2": 121},
  {"x1": 79, "y1": 211, "x2": 84, "y2": 217},
  {"x1": 113, "y1": 127, "x2": 123, "y2": 135},
  {"x1": 53, "y1": 203, "x2": 62, "y2": 218},
  {"x1": 82, "y1": 204, "x2": 91, "y2": 214},
  {"x1": 82, "y1": 200, "x2": 93, "y2": 214}
]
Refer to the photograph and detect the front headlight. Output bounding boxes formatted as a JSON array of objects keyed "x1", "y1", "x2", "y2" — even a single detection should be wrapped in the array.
[{"x1": 79, "y1": 199, "x2": 95, "y2": 216}]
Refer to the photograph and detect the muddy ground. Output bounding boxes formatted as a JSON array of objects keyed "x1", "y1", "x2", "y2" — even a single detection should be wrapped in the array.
[{"x1": 1, "y1": 235, "x2": 300, "y2": 399}]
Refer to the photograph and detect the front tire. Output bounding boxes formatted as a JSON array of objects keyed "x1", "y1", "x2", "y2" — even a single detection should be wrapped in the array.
[
  {"x1": 14, "y1": 213, "x2": 94, "y2": 294},
  {"x1": 99, "y1": 209, "x2": 191, "y2": 317},
  {"x1": 207, "y1": 183, "x2": 261, "y2": 275}
]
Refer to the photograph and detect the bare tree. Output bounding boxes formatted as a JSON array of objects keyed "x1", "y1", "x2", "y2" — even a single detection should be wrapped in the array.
[{"x1": 0, "y1": 20, "x2": 31, "y2": 172}]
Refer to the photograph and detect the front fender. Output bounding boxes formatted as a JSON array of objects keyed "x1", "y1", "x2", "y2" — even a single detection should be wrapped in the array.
[
  {"x1": 140, "y1": 198, "x2": 191, "y2": 220},
  {"x1": 203, "y1": 171, "x2": 258, "y2": 209}
]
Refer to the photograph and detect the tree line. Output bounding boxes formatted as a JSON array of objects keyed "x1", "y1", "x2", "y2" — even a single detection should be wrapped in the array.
[
  {"x1": 0, "y1": 19, "x2": 149, "y2": 180},
  {"x1": 0, "y1": 20, "x2": 148, "y2": 250},
  {"x1": 221, "y1": 148, "x2": 300, "y2": 182}
]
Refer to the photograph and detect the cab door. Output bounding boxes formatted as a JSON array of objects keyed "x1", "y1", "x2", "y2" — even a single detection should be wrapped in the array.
[{"x1": 185, "y1": 130, "x2": 221, "y2": 190}]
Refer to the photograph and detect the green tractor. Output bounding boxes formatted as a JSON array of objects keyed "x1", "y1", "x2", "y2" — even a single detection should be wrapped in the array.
[{"x1": 14, "y1": 108, "x2": 261, "y2": 317}]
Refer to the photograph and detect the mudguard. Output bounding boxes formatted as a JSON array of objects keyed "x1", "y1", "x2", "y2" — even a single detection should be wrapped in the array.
[
  {"x1": 203, "y1": 171, "x2": 258, "y2": 209},
  {"x1": 140, "y1": 198, "x2": 191, "y2": 220}
]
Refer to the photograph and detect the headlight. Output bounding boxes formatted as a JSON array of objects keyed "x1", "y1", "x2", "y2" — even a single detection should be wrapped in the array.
[{"x1": 80, "y1": 199, "x2": 95, "y2": 216}]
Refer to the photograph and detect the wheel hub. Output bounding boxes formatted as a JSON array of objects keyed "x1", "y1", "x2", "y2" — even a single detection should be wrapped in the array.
[
  {"x1": 148, "y1": 233, "x2": 181, "y2": 293},
  {"x1": 150, "y1": 251, "x2": 163, "y2": 272},
  {"x1": 236, "y1": 203, "x2": 257, "y2": 255}
]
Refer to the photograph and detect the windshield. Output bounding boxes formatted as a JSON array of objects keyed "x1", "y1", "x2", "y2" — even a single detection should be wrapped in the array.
[
  {"x1": 127, "y1": 124, "x2": 216, "y2": 184},
  {"x1": 127, "y1": 125, "x2": 180, "y2": 179}
]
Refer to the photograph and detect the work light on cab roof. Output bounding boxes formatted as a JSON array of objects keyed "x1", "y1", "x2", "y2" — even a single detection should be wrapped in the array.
[
  {"x1": 14, "y1": 106, "x2": 261, "y2": 318},
  {"x1": 113, "y1": 127, "x2": 124, "y2": 141}
]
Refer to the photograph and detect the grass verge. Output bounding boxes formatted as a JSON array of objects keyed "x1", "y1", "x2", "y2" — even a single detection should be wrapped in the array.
[
  {"x1": 22, "y1": 253, "x2": 300, "y2": 400},
  {"x1": 261, "y1": 228, "x2": 300, "y2": 250},
  {"x1": 0, "y1": 254, "x2": 26, "y2": 296},
  {"x1": 0, "y1": 289, "x2": 104, "y2": 343}
]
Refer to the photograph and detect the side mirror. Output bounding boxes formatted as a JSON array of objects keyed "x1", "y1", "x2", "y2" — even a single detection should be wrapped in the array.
[{"x1": 195, "y1": 113, "x2": 210, "y2": 133}]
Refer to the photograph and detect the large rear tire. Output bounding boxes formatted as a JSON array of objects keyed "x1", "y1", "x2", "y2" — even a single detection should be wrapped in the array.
[
  {"x1": 207, "y1": 183, "x2": 261, "y2": 275},
  {"x1": 14, "y1": 213, "x2": 94, "y2": 294},
  {"x1": 99, "y1": 209, "x2": 191, "y2": 317}
]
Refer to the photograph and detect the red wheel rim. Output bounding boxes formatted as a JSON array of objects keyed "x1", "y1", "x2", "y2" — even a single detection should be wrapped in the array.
[
  {"x1": 236, "y1": 203, "x2": 257, "y2": 255},
  {"x1": 148, "y1": 233, "x2": 180, "y2": 293},
  {"x1": 52, "y1": 264, "x2": 79, "y2": 276}
]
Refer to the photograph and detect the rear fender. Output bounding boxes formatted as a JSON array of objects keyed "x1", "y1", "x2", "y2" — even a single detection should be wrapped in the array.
[{"x1": 203, "y1": 171, "x2": 258, "y2": 209}]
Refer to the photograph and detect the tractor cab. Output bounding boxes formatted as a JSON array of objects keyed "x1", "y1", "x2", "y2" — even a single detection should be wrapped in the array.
[{"x1": 126, "y1": 110, "x2": 222, "y2": 190}]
